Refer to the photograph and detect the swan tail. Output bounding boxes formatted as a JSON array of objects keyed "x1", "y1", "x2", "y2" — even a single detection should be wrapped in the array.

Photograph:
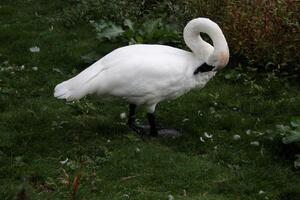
[
  {"x1": 54, "y1": 81, "x2": 77, "y2": 101},
  {"x1": 54, "y1": 61, "x2": 104, "y2": 101}
]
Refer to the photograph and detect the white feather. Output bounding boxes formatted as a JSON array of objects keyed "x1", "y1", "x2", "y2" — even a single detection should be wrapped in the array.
[{"x1": 54, "y1": 18, "x2": 229, "y2": 112}]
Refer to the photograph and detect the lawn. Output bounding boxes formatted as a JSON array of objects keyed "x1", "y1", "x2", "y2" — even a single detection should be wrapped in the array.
[{"x1": 0, "y1": 1, "x2": 300, "y2": 199}]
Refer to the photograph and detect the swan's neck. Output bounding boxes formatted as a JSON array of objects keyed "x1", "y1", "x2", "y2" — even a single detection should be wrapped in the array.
[{"x1": 183, "y1": 18, "x2": 228, "y2": 62}]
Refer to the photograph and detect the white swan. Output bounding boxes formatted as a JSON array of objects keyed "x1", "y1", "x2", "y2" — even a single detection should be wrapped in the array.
[{"x1": 54, "y1": 18, "x2": 229, "y2": 137}]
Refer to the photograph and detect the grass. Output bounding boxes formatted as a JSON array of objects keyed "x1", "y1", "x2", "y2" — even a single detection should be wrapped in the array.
[{"x1": 1, "y1": 1, "x2": 300, "y2": 199}]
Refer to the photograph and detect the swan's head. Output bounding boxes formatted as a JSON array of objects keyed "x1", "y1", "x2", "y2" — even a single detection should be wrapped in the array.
[{"x1": 207, "y1": 50, "x2": 229, "y2": 71}]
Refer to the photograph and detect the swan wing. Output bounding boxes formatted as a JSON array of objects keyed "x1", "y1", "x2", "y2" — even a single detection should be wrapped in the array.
[{"x1": 92, "y1": 45, "x2": 199, "y2": 100}]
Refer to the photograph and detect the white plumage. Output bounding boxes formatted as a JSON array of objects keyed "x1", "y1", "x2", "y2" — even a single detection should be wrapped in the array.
[
  {"x1": 54, "y1": 18, "x2": 229, "y2": 136},
  {"x1": 55, "y1": 18, "x2": 229, "y2": 112}
]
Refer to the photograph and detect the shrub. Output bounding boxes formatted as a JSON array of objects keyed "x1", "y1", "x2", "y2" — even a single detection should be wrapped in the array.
[
  {"x1": 182, "y1": 0, "x2": 300, "y2": 76},
  {"x1": 60, "y1": 0, "x2": 144, "y2": 27},
  {"x1": 90, "y1": 18, "x2": 180, "y2": 45},
  {"x1": 60, "y1": 0, "x2": 300, "y2": 76},
  {"x1": 276, "y1": 117, "x2": 300, "y2": 169}
]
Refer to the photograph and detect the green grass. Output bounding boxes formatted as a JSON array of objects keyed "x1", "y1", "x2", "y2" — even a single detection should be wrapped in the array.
[{"x1": 1, "y1": 1, "x2": 300, "y2": 199}]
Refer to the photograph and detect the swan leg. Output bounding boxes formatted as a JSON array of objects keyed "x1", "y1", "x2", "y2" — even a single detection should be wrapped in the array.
[
  {"x1": 147, "y1": 113, "x2": 158, "y2": 136},
  {"x1": 128, "y1": 104, "x2": 181, "y2": 138},
  {"x1": 127, "y1": 104, "x2": 149, "y2": 135},
  {"x1": 147, "y1": 112, "x2": 181, "y2": 138},
  {"x1": 146, "y1": 104, "x2": 181, "y2": 137},
  {"x1": 127, "y1": 104, "x2": 137, "y2": 126}
]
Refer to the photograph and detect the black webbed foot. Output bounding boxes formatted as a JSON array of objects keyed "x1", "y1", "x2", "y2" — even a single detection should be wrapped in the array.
[
  {"x1": 147, "y1": 113, "x2": 182, "y2": 138},
  {"x1": 127, "y1": 104, "x2": 182, "y2": 138},
  {"x1": 129, "y1": 124, "x2": 181, "y2": 138},
  {"x1": 128, "y1": 121, "x2": 150, "y2": 135},
  {"x1": 127, "y1": 104, "x2": 150, "y2": 135}
]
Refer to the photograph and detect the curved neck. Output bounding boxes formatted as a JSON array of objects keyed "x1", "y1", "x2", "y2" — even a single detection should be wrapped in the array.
[{"x1": 183, "y1": 18, "x2": 228, "y2": 62}]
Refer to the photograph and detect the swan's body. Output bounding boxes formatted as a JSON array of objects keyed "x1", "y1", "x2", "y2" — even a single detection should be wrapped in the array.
[
  {"x1": 54, "y1": 18, "x2": 229, "y2": 136},
  {"x1": 55, "y1": 44, "x2": 215, "y2": 111}
]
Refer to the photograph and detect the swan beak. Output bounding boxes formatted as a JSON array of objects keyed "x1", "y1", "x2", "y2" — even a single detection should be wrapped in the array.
[{"x1": 218, "y1": 51, "x2": 230, "y2": 69}]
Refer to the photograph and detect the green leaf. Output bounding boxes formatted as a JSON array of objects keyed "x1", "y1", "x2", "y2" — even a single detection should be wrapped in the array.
[
  {"x1": 67, "y1": 160, "x2": 80, "y2": 170},
  {"x1": 282, "y1": 128, "x2": 300, "y2": 144},
  {"x1": 143, "y1": 18, "x2": 161, "y2": 34},
  {"x1": 291, "y1": 117, "x2": 300, "y2": 128},
  {"x1": 96, "y1": 24, "x2": 124, "y2": 41},
  {"x1": 135, "y1": 35, "x2": 143, "y2": 43},
  {"x1": 124, "y1": 19, "x2": 134, "y2": 31},
  {"x1": 142, "y1": 18, "x2": 162, "y2": 40},
  {"x1": 224, "y1": 74, "x2": 232, "y2": 80},
  {"x1": 276, "y1": 124, "x2": 291, "y2": 133},
  {"x1": 91, "y1": 20, "x2": 109, "y2": 32},
  {"x1": 294, "y1": 155, "x2": 300, "y2": 169},
  {"x1": 81, "y1": 51, "x2": 101, "y2": 64}
]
